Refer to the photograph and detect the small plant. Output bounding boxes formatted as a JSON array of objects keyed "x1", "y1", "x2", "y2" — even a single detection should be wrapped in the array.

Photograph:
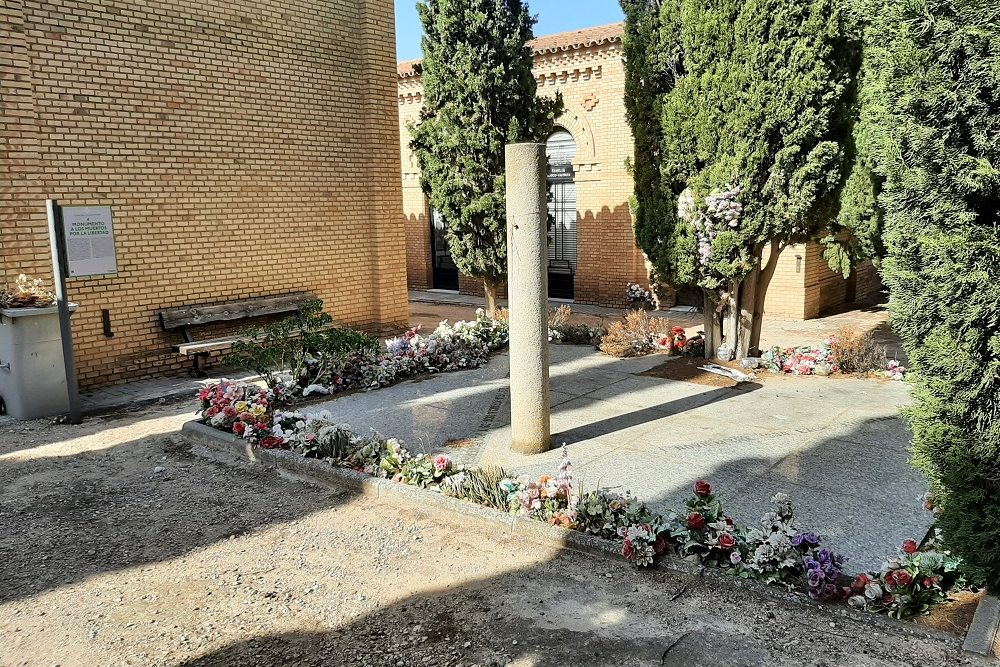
[
  {"x1": 830, "y1": 327, "x2": 888, "y2": 374},
  {"x1": 225, "y1": 300, "x2": 377, "y2": 391},
  {"x1": 442, "y1": 465, "x2": 513, "y2": 510},
  {"x1": 399, "y1": 453, "x2": 456, "y2": 489},
  {"x1": 599, "y1": 310, "x2": 667, "y2": 358},
  {"x1": 0, "y1": 274, "x2": 56, "y2": 309},
  {"x1": 547, "y1": 304, "x2": 573, "y2": 328}
]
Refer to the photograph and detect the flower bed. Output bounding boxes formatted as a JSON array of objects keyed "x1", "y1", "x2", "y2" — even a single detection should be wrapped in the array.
[
  {"x1": 760, "y1": 334, "x2": 906, "y2": 380},
  {"x1": 224, "y1": 306, "x2": 509, "y2": 403},
  {"x1": 195, "y1": 389, "x2": 963, "y2": 621}
]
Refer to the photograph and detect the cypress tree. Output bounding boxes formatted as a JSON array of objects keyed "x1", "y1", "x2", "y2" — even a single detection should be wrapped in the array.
[
  {"x1": 410, "y1": 0, "x2": 562, "y2": 311},
  {"x1": 621, "y1": 0, "x2": 878, "y2": 355},
  {"x1": 866, "y1": 0, "x2": 1000, "y2": 586}
]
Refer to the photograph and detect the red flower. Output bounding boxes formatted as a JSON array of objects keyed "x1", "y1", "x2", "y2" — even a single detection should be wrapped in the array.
[
  {"x1": 622, "y1": 538, "x2": 635, "y2": 560},
  {"x1": 724, "y1": 517, "x2": 735, "y2": 527},
  {"x1": 687, "y1": 512, "x2": 705, "y2": 530},
  {"x1": 717, "y1": 533, "x2": 736, "y2": 550},
  {"x1": 885, "y1": 569, "x2": 913, "y2": 589},
  {"x1": 881, "y1": 593, "x2": 895, "y2": 606},
  {"x1": 693, "y1": 480, "x2": 712, "y2": 497},
  {"x1": 653, "y1": 535, "x2": 668, "y2": 556},
  {"x1": 260, "y1": 436, "x2": 285, "y2": 450},
  {"x1": 232, "y1": 422, "x2": 246, "y2": 435},
  {"x1": 902, "y1": 539, "x2": 919, "y2": 554},
  {"x1": 851, "y1": 574, "x2": 871, "y2": 593}
]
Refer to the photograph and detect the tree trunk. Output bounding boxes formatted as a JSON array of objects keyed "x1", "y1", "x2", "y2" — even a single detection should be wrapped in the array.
[
  {"x1": 702, "y1": 291, "x2": 721, "y2": 359},
  {"x1": 483, "y1": 277, "x2": 500, "y2": 314},
  {"x1": 720, "y1": 281, "x2": 740, "y2": 359},
  {"x1": 737, "y1": 245, "x2": 764, "y2": 359},
  {"x1": 747, "y1": 240, "x2": 783, "y2": 355}
]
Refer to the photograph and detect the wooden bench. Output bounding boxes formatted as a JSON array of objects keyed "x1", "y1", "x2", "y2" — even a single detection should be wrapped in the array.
[{"x1": 158, "y1": 292, "x2": 315, "y2": 375}]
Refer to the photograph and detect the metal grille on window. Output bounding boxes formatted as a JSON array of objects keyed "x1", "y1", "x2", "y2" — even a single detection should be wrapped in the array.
[{"x1": 545, "y1": 130, "x2": 578, "y2": 300}]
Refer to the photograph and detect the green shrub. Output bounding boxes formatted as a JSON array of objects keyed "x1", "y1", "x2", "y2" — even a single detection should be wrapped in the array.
[
  {"x1": 864, "y1": 0, "x2": 1000, "y2": 587},
  {"x1": 225, "y1": 300, "x2": 378, "y2": 390}
]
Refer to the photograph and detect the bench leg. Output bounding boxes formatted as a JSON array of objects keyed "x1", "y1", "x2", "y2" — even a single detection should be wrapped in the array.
[{"x1": 191, "y1": 352, "x2": 210, "y2": 378}]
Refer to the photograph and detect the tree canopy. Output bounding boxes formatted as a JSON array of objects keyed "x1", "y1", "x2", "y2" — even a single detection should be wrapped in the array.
[
  {"x1": 865, "y1": 0, "x2": 1000, "y2": 587},
  {"x1": 622, "y1": 0, "x2": 878, "y2": 353},
  {"x1": 411, "y1": 0, "x2": 562, "y2": 309}
]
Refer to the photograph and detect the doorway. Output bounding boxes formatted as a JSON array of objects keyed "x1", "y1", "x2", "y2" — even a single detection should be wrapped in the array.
[
  {"x1": 430, "y1": 209, "x2": 459, "y2": 291},
  {"x1": 546, "y1": 129, "x2": 578, "y2": 300}
]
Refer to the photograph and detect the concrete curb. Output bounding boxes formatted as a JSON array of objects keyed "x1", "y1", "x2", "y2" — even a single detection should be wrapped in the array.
[
  {"x1": 964, "y1": 594, "x2": 1000, "y2": 657},
  {"x1": 182, "y1": 419, "x2": 974, "y2": 652}
]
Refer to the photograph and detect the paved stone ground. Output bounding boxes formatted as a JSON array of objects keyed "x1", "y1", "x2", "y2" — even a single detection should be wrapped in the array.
[
  {"x1": 305, "y1": 345, "x2": 927, "y2": 573},
  {"x1": 64, "y1": 295, "x2": 899, "y2": 422},
  {"x1": 0, "y1": 403, "x2": 984, "y2": 667}
]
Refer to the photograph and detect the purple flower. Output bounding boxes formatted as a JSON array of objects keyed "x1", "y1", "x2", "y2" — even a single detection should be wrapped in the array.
[{"x1": 793, "y1": 532, "x2": 821, "y2": 548}]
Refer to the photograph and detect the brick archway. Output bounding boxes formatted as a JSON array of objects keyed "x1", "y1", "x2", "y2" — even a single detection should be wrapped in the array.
[{"x1": 553, "y1": 107, "x2": 597, "y2": 162}]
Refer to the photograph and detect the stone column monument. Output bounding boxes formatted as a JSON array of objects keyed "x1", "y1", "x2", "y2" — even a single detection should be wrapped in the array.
[{"x1": 505, "y1": 143, "x2": 551, "y2": 454}]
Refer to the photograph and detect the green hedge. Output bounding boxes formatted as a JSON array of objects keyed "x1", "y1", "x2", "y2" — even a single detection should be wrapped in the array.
[{"x1": 865, "y1": 0, "x2": 1000, "y2": 587}]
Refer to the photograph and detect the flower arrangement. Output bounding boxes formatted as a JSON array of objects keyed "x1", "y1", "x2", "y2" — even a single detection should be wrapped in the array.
[
  {"x1": 626, "y1": 282, "x2": 654, "y2": 307},
  {"x1": 197, "y1": 381, "x2": 281, "y2": 446},
  {"x1": 197, "y1": 392, "x2": 964, "y2": 621},
  {"x1": 803, "y1": 548, "x2": 848, "y2": 601},
  {"x1": 667, "y1": 480, "x2": 740, "y2": 567},
  {"x1": 227, "y1": 307, "x2": 510, "y2": 402},
  {"x1": 737, "y1": 493, "x2": 816, "y2": 585},
  {"x1": 882, "y1": 359, "x2": 906, "y2": 381},
  {"x1": 761, "y1": 340, "x2": 840, "y2": 376},
  {"x1": 365, "y1": 310, "x2": 508, "y2": 389},
  {"x1": 0, "y1": 274, "x2": 56, "y2": 309},
  {"x1": 503, "y1": 446, "x2": 578, "y2": 527},
  {"x1": 761, "y1": 333, "x2": 905, "y2": 380},
  {"x1": 846, "y1": 538, "x2": 961, "y2": 619}
]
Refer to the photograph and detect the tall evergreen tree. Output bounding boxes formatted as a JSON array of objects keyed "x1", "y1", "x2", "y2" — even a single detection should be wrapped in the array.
[
  {"x1": 410, "y1": 0, "x2": 562, "y2": 311},
  {"x1": 864, "y1": 0, "x2": 1000, "y2": 586},
  {"x1": 621, "y1": 0, "x2": 878, "y2": 355}
]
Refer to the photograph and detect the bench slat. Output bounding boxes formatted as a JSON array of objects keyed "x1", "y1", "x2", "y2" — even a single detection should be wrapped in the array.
[
  {"x1": 173, "y1": 338, "x2": 243, "y2": 355},
  {"x1": 159, "y1": 292, "x2": 314, "y2": 330}
]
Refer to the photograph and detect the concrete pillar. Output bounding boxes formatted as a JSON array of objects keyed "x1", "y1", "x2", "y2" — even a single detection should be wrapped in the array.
[{"x1": 505, "y1": 143, "x2": 551, "y2": 454}]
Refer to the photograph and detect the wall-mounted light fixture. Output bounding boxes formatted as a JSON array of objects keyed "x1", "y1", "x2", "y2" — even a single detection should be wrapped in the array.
[{"x1": 795, "y1": 255, "x2": 803, "y2": 273}]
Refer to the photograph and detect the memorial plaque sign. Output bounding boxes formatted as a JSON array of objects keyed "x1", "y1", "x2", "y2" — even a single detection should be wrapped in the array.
[{"x1": 61, "y1": 205, "x2": 117, "y2": 277}]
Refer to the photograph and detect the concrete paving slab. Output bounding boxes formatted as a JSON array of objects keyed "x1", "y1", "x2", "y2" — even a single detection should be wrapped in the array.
[{"x1": 307, "y1": 345, "x2": 929, "y2": 570}]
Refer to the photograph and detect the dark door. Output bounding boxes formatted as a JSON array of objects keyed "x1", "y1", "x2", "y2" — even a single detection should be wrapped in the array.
[
  {"x1": 546, "y1": 130, "x2": 578, "y2": 300},
  {"x1": 430, "y1": 209, "x2": 459, "y2": 291}
]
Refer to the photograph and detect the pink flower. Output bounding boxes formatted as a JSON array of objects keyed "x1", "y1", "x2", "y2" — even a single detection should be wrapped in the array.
[{"x1": 433, "y1": 455, "x2": 450, "y2": 471}]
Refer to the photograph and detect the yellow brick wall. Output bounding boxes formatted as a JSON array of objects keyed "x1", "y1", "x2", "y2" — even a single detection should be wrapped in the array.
[{"x1": 1, "y1": 0, "x2": 407, "y2": 389}]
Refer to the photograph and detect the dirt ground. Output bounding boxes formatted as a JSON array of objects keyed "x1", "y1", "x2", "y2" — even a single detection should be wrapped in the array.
[{"x1": 0, "y1": 401, "x2": 987, "y2": 667}]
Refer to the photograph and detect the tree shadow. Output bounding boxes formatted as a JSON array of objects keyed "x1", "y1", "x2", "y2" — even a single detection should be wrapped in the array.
[
  {"x1": 171, "y1": 419, "x2": 945, "y2": 667},
  {"x1": 552, "y1": 382, "x2": 761, "y2": 445}
]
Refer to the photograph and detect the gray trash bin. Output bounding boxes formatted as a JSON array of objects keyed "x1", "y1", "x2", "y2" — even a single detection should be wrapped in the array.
[{"x1": 0, "y1": 304, "x2": 78, "y2": 420}]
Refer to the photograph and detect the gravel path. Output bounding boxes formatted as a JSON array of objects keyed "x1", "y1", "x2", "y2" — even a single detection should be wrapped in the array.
[{"x1": 0, "y1": 402, "x2": 987, "y2": 666}]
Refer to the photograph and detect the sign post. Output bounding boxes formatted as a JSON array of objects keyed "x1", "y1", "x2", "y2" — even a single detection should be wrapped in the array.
[{"x1": 46, "y1": 199, "x2": 82, "y2": 424}]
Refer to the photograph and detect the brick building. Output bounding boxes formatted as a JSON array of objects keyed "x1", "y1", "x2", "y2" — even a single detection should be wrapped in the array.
[
  {"x1": 397, "y1": 23, "x2": 880, "y2": 317},
  {"x1": 1, "y1": 0, "x2": 407, "y2": 389}
]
